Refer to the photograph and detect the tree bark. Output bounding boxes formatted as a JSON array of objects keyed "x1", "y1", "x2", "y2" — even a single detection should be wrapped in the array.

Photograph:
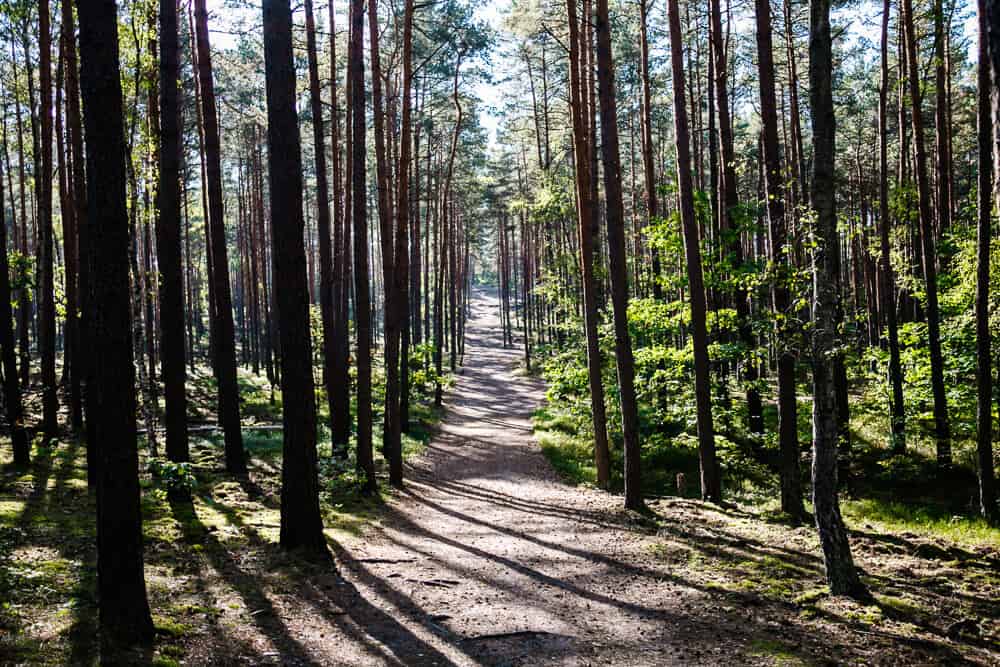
[
  {"x1": 76, "y1": 0, "x2": 155, "y2": 643},
  {"x1": 638, "y1": 0, "x2": 662, "y2": 298},
  {"x1": 39, "y1": 0, "x2": 58, "y2": 437},
  {"x1": 981, "y1": 0, "x2": 1000, "y2": 522},
  {"x1": 159, "y1": 0, "x2": 190, "y2": 467},
  {"x1": 901, "y1": 0, "x2": 951, "y2": 465},
  {"x1": 328, "y1": 0, "x2": 351, "y2": 453},
  {"x1": 668, "y1": 0, "x2": 720, "y2": 503},
  {"x1": 809, "y1": 0, "x2": 867, "y2": 598},
  {"x1": 262, "y1": 0, "x2": 329, "y2": 555},
  {"x1": 566, "y1": 0, "x2": 611, "y2": 489},
  {"x1": 756, "y1": 0, "x2": 803, "y2": 519},
  {"x1": 879, "y1": 0, "x2": 906, "y2": 452},
  {"x1": 0, "y1": 147, "x2": 29, "y2": 466},
  {"x1": 349, "y1": 0, "x2": 376, "y2": 493},
  {"x1": 304, "y1": 0, "x2": 339, "y2": 461},
  {"x1": 194, "y1": 0, "x2": 247, "y2": 473},
  {"x1": 595, "y1": 0, "x2": 643, "y2": 510}
]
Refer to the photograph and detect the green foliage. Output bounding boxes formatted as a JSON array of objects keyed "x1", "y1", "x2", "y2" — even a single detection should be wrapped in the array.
[{"x1": 147, "y1": 458, "x2": 197, "y2": 494}]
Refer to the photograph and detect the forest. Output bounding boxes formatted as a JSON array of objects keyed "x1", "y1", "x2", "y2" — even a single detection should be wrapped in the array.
[{"x1": 0, "y1": 0, "x2": 999, "y2": 662}]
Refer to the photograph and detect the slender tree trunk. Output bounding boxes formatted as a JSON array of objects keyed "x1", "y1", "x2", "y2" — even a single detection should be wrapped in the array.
[
  {"x1": 304, "y1": 0, "x2": 339, "y2": 457},
  {"x1": 709, "y1": 0, "x2": 762, "y2": 434},
  {"x1": 157, "y1": 0, "x2": 190, "y2": 467},
  {"x1": 756, "y1": 0, "x2": 803, "y2": 519},
  {"x1": 349, "y1": 0, "x2": 376, "y2": 492},
  {"x1": 809, "y1": 0, "x2": 867, "y2": 598},
  {"x1": 566, "y1": 0, "x2": 611, "y2": 489},
  {"x1": 980, "y1": 0, "x2": 1000, "y2": 522},
  {"x1": 76, "y1": 0, "x2": 155, "y2": 642},
  {"x1": 386, "y1": 0, "x2": 415, "y2": 486},
  {"x1": 879, "y1": 0, "x2": 906, "y2": 452},
  {"x1": 639, "y1": 0, "x2": 661, "y2": 298},
  {"x1": 0, "y1": 154, "x2": 29, "y2": 466},
  {"x1": 39, "y1": 0, "x2": 58, "y2": 437},
  {"x1": 328, "y1": 0, "x2": 351, "y2": 453},
  {"x1": 60, "y1": 0, "x2": 84, "y2": 431},
  {"x1": 668, "y1": 0, "x2": 720, "y2": 503},
  {"x1": 595, "y1": 0, "x2": 643, "y2": 510},
  {"x1": 934, "y1": 0, "x2": 952, "y2": 239},
  {"x1": 12, "y1": 43, "x2": 30, "y2": 388},
  {"x1": 902, "y1": 0, "x2": 951, "y2": 465},
  {"x1": 194, "y1": 0, "x2": 246, "y2": 473}
]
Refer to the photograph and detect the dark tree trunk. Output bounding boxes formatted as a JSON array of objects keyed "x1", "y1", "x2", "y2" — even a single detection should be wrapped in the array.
[
  {"x1": 0, "y1": 154, "x2": 29, "y2": 466},
  {"x1": 304, "y1": 0, "x2": 338, "y2": 459},
  {"x1": 709, "y1": 0, "x2": 762, "y2": 435},
  {"x1": 595, "y1": 0, "x2": 643, "y2": 511},
  {"x1": 194, "y1": 0, "x2": 246, "y2": 473},
  {"x1": 756, "y1": 0, "x2": 803, "y2": 519},
  {"x1": 263, "y1": 0, "x2": 329, "y2": 555},
  {"x1": 809, "y1": 0, "x2": 867, "y2": 599},
  {"x1": 39, "y1": 0, "x2": 58, "y2": 437},
  {"x1": 638, "y1": 0, "x2": 661, "y2": 298},
  {"x1": 328, "y1": 0, "x2": 351, "y2": 454},
  {"x1": 349, "y1": 0, "x2": 376, "y2": 493},
  {"x1": 879, "y1": 0, "x2": 906, "y2": 452},
  {"x1": 61, "y1": 0, "x2": 84, "y2": 431},
  {"x1": 386, "y1": 0, "x2": 414, "y2": 487},
  {"x1": 566, "y1": 0, "x2": 611, "y2": 489},
  {"x1": 159, "y1": 0, "x2": 190, "y2": 466},
  {"x1": 76, "y1": 0, "x2": 155, "y2": 643},
  {"x1": 934, "y1": 0, "x2": 952, "y2": 239},
  {"x1": 668, "y1": 0, "x2": 720, "y2": 503},
  {"x1": 980, "y1": 0, "x2": 1000, "y2": 522},
  {"x1": 902, "y1": 0, "x2": 950, "y2": 466}
]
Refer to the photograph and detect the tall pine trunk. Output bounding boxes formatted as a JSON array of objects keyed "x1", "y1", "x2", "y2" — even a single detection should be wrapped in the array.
[
  {"x1": 263, "y1": 0, "x2": 329, "y2": 555},
  {"x1": 756, "y1": 0, "x2": 802, "y2": 518},
  {"x1": 349, "y1": 0, "x2": 376, "y2": 493},
  {"x1": 668, "y1": 0, "x2": 720, "y2": 502},
  {"x1": 194, "y1": 0, "x2": 246, "y2": 473},
  {"x1": 303, "y1": 0, "x2": 338, "y2": 459},
  {"x1": 595, "y1": 0, "x2": 643, "y2": 511},
  {"x1": 159, "y1": 0, "x2": 190, "y2": 467},
  {"x1": 901, "y1": 0, "x2": 951, "y2": 466},
  {"x1": 76, "y1": 0, "x2": 155, "y2": 643},
  {"x1": 979, "y1": 0, "x2": 999, "y2": 522},
  {"x1": 0, "y1": 153, "x2": 28, "y2": 466},
  {"x1": 879, "y1": 0, "x2": 906, "y2": 452},
  {"x1": 566, "y1": 0, "x2": 611, "y2": 489},
  {"x1": 809, "y1": 0, "x2": 867, "y2": 598},
  {"x1": 39, "y1": 0, "x2": 58, "y2": 437}
]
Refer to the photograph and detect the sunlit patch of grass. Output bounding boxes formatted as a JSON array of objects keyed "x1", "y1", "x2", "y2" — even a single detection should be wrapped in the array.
[
  {"x1": 842, "y1": 497, "x2": 1000, "y2": 547},
  {"x1": 537, "y1": 429, "x2": 598, "y2": 487},
  {"x1": 0, "y1": 499, "x2": 25, "y2": 521}
]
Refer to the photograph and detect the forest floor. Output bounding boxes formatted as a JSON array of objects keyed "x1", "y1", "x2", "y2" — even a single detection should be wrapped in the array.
[{"x1": 1, "y1": 290, "x2": 999, "y2": 665}]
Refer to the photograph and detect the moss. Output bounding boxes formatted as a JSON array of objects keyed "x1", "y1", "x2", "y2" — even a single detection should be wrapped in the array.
[
  {"x1": 746, "y1": 638, "x2": 809, "y2": 665},
  {"x1": 793, "y1": 588, "x2": 827, "y2": 606},
  {"x1": 875, "y1": 594, "x2": 927, "y2": 619},
  {"x1": 153, "y1": 616, "x2": 192, "y2": 638}
]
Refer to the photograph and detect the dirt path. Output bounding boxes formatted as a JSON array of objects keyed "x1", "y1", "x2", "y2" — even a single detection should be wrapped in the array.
[
  {"x1": 181, "y1": 289, "x2": 995, "y2": 666},
  {"x1": 321, "y1": 290, "x2": 729, "y2": 666}
]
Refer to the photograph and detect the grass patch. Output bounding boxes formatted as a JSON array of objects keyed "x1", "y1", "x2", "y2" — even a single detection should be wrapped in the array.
[{"x1": 842, "y1": 497, "x2": 1000, "y2": 547}]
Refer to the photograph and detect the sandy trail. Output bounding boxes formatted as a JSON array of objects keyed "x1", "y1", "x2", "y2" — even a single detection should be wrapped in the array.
[{"x1": 326, "y1": 289, "x2": 725, "y2": 666}]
